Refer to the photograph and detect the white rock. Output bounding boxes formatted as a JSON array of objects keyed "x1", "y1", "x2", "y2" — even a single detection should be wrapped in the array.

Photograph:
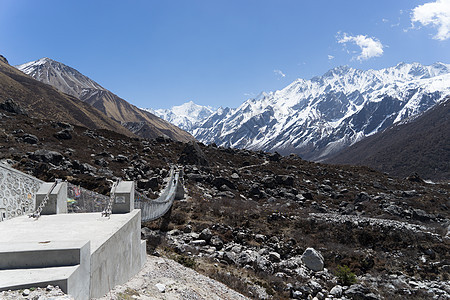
[
  {"x1": 155, "y1": 283, "x2": 166, "y2": 293},
  {"x1": 329, "y1": 285, "x2": 343, "y2": 297},
  {"x1": 301, "y1": 247, "x2": 324, "y2": 271}
]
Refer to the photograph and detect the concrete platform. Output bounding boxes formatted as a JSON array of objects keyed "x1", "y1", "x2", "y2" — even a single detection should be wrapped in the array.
[{"x1": 0, "y1": 210, "x2": 146, "y2": 299}]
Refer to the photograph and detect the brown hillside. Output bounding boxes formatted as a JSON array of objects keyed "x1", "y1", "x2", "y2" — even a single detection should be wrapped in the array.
[
  {"x1": 325, "y1": 97, "x2": 450, "y2": 181},
  {"x1": 16, "y1": 58, "x2": 194, "y2": 142},
  {"x1": 0, "y1": 59, "x2": 133, "y2": 136}
]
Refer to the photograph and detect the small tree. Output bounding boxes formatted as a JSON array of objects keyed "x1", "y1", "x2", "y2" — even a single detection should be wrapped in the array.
[{"x1": 335, "y1": 265, "x2": 357, "y2": 286}]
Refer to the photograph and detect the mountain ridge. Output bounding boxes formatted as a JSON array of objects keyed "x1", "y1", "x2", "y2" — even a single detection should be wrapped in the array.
[
  {"x1": 16, "y1": 58, "x2": 194, "y2": 142},
  {"x1": 188, "y1": 62, "x2": 450, "y2": 160},
  {"x1": 325, "y1": 96, "x2": 450, "y2": 181},
  {"x1": 0, "y1": 57, "x2": 134, "y2": 136}
]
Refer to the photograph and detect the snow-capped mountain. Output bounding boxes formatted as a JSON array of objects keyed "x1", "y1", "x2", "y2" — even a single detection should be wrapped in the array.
[
  {"x1": 144, "y1": 101, "x2": 215, "y2": 131},
  {"x1": 16, "y1": 57, "x2": 194, "y2": 142},
  {"x1": 16, "y1": 57, "x2": 106, "y2": 100},
  {"x1": 192, "y1": 62, "x2": 450, "y2": 160}
]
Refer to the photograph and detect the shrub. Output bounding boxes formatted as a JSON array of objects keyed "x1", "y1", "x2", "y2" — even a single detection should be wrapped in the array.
[
  {"x1": 335, "y1": 265, "x2": 357, "y2": 286},
  {"x1": 175, "y1": 254, "x2": 197, "y2": 269}
]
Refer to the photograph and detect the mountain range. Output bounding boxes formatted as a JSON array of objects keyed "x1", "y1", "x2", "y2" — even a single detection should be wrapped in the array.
[
  {"x1": 16, "y1": 58, "x2": 193, "y2": 142},
  {"x1": 153, "y1": 62, "x2": 450, "y2": 161},
  {"x1": 143, "y1": 101, "x2": 214, "y2": 132}
]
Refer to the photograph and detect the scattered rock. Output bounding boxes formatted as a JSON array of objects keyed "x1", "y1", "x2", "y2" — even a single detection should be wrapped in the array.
[{"x1": 0, "y1": 98, "x2": 27, "y2": 115}]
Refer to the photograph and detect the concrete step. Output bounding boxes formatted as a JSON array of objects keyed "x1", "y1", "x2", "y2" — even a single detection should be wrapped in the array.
[
  {"x1": 0, "y1": 240, "x2": 89, "y2": 269},
  {"x1": 0, "y1": 265, "x2": 79, "y2": 292}
]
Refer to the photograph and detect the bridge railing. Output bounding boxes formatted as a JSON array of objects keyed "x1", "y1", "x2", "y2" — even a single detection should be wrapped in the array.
[
  {"x1": 67, "y1": 183, "x2": 110, "y2": 213},
  {"x1": 1, "y1": 163, "x2": 184, "y2": 222}
]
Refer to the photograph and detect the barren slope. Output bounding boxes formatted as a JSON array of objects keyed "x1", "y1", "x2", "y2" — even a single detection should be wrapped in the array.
[{"x1": 0, "y1": 58, "x2": 133, "y2": 136}]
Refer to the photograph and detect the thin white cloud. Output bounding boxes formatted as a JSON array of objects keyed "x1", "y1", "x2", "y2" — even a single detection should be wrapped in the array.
[
  {"x1": 273, "y1": 69, "x2": 286, "y2": 78},
  {"x1": 411, "y1": 0, "x2": 450, "y2": 40},
  {"x1": 328, "y1": 55, "x2": 335, "y2": 60},
  {"x1": 337, "y1": 33, "x2": 384, "y2": 61}
]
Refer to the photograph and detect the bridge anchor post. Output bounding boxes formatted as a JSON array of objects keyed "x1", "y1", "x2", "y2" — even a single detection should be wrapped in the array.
[
  {"x1": 112, "y1": 181, "x2": 135, "y2": 214},
  {"x1": 35, "y1": 181, "x2": 67, "y2": 215}
]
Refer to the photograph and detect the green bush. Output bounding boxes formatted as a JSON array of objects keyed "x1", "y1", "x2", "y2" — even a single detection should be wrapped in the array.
[
  {"x1": 175, "y1": 254, "x2": 197, "y2": 269},
  {"x1": 335, "y1": 265, "x2": 357, "y2": 286}
]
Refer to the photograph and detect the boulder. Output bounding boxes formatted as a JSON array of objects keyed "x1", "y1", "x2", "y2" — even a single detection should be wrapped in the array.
[
  {"x1": 29, "y1": 149, "x2": 64, "y2": 165},
  {"x1": 268, "y1": 251, "x2": 281, "y2": 262},
  {"x1": 301, "y1": 247, "x2": 324, "y2": 272},
  {"x1": 53, "y1": 129, "x2": 72, "y2": 140},
  {"x1": 191, "y1": 240, "x2": 207, "y2": 247},
  {"x1": 268, "y1": 152, "x2": 281, "y2": 162},
  {"x1": 329, "y1": 285, "x2": 343, "y2": 297},
  {"x1": 178, "y1": 142, "x2": 209, "y2": 166},
  {"x1": 115, "y1": 154, "x2": 129, "y2": 163},
  {"x1": 199, "y1": 228, "x2": 212, "y2": 242},
  {"x1": 210, "y1": 235, "x2": 223, "y2": 250},
  {"x1": 344, "y1": 284, "x2": 378, "y2": 300},
  {"x1": 22, "y1": 134, "x2": 39, "y2": 144},
  {"x1": 137, "y1": 177, "x2": 159, "y2": 190},
  {"x1": 212, "y1": 177, "x2": 235, "y2": 190}
]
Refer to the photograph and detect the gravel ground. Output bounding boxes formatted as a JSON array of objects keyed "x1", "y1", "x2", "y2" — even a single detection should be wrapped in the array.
[
  {"x1": 0, "y1": 255, "x2": 248, "y2": 300},
  {"x1": 94, "y1": 255, "x2": 249, "y2": 300},
  {"x1": 0, "y1": 285, "x2": 73, "y2": 300}
]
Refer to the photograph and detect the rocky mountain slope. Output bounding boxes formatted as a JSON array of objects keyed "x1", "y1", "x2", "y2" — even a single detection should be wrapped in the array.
[
  {"x1": 326, "y1": 97, "x2": 450, "y2": 181},
  {"x1": 144, "y1": 100, "x2": 215, "y2": 132},
  {"x1": 0, "y1": 56, "x2": 132, "y2": 136},
  {"x1": 16, "y1": 57, "x2": 194, "y2": 142},
  {"x1": 191, "y1": 63, "x2": 450, "y2": 161},
  {"x1": 1, "y1": 100, "x2": 448, "y2": 299}
]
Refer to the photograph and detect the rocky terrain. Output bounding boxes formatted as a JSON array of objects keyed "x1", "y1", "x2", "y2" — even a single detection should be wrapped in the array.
[
  {"x1": 0, "y1": 100, "x2": 449, "y2": 299},
  {"x1": 0, "y1": 285, "x2": 72, "y2": 299}
]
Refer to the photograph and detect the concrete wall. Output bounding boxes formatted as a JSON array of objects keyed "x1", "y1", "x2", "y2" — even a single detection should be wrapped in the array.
[
  {"x1": 67, "y1": 241, "x2": 91, "y2": 300},
  {"x1": 90, "y1": 209, "x2": 146, "y2": 298}
]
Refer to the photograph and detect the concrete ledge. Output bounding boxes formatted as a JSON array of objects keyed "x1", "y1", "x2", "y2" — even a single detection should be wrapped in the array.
[
  {"x1": 0, "y1": 265, "x2": 79, "y2": 291},
  {"x1": 0, "y1": 240, "x2": 89, "y2": 269}
]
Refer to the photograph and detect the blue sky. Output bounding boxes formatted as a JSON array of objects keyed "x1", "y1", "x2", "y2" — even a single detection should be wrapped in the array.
[{"x1": 1, "y1": 0, "x2": 449, "y2": 109}]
